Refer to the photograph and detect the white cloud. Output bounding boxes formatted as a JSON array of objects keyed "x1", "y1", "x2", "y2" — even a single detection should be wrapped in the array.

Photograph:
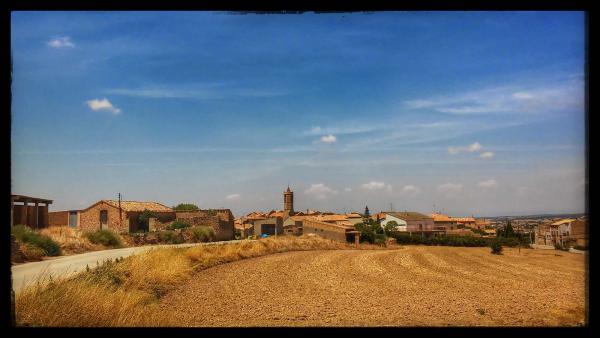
[
  {"x1": 47, "y1": 36, "x2": 75, "y2": 48},
  {"x1": 512, "y1": 92, "x2": 534, "y2": 100},
  {"x1": 478, "y1": 179, "x2": 498, "y2": 188},
  {"x1": 403, "y1": 81, "x2": 584, "y2": 116},
  {"x1": 320, "y1": 134, "x2": 337, "y2": 143},
  {"x1": 448, "y1": 142, "x2": 483, "y2": 155},
  {"x1": 361, "y1": 181, "x2": 386, "y2": 191},
  {"x1": 402, "y1": 185, "x2": 420, "y2": 194},
  {"x1": 86, "y1": 98, "x2": 121, "y2": 114},
  {"x1": 344, "y1": 187, "x2": 352, "y2": 192},
  {"x1": 480, "y1": 151, "x2": 494, "y2": 159},
  {"x1": 437, "y1": 183, "x2": 463, "y2": 194},
  {"x1": 304, "y1": 183, "x2": 338, "y2": 199},
  {"x1": 467, "y1": 142, "x2": 482, "y2": 152},
  {"x1": 225, "y1": 193, "x2": 241, "y2": 201}
]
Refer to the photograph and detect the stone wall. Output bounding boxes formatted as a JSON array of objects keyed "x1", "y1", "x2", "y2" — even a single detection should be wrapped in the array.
[
  {"x1": 302, "y1": 219, "x2": 349, "y2": 242},
  {"x1": 149, "y1": 210, "x2": 234, "y2": 241},
  {"x1": 79, "y1": 202, "x2": 128, "y2": 233}
]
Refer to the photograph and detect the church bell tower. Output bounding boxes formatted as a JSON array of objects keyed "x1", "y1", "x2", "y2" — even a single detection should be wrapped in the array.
[{"x1": 283, "y1": 185, "x2": 294, "y2": 213}]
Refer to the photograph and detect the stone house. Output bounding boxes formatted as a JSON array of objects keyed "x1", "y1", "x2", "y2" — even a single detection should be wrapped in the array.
[
  {"x1": 77, "y1": 200, "x2": 174, "y2": 233},
  {"x1": 302, "y1": 219, "x2": 360, "y2": 243},
  {"x1": 165, "y1": 209, "x2": 235, "y2": 241}
]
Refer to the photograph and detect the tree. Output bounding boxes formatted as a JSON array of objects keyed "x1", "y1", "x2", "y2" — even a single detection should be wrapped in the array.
[
  {"x1": 504, "y1": 220, "x2": 515, "y2": 238},
  {"x1": 173, "y1": 203, "x2": 199, "y2": 211},
  {"x1": 384, "y1": 221, "x2": 399, "y2": 235},
  {"x1": 363, "y1": 205, "x2": 371, "y2": 223}
]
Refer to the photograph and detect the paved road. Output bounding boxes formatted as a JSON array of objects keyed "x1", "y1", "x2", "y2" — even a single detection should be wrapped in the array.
[
  {"x1": 11, "y1": 240, "x2": 245, "y2": 293},
  {"x1": 157, "y1": 246, "x2": 586, "y2": 327}
]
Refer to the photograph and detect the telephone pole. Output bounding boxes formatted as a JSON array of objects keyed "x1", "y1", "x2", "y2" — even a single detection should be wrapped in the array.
[{"x1": 118, "y1": 193, "x2": 122, "y2": 228}]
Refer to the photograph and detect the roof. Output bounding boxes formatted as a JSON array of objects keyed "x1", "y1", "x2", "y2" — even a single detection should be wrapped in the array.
[
  {"x1": 315, "y1": 214, "x2": 350, "y2": 222},
  {"x1": 12, "y1": 194, "x2": 53, "y2": 204},
  {"x1": 452, "y1": 217, "x2": 476, "y2": 223},
  {"x1": 430, "y1": 213, "x2": 454, "y2": 222},
  {"x1": 551, "y1": 219, "x2": 576, "y2": 226},
  {"x1": 95, "y1": 200, "x2": 173, "y2": 213},
  {"x1": 385, "y1": 212, "x2": 433, "y2": 221}
]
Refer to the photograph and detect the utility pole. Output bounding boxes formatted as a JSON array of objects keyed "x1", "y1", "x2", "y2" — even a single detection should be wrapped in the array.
[
  {"x1": 390, "y1": 203, "x2": 393, "y2": 212},
  {"x1": 118, "y1": 193, "x2": 122, "y2": 228}
]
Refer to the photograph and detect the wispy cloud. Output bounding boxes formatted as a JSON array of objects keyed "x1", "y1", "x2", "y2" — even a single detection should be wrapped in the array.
[
  {"x1": 478, "y1": 179, "x2": 498, "y2": 188},
  {"x1": 47, "y1": 36, "x2": 75, "y2": 48},
  {"x1": 86, "y1": 98, "x2": 121, "y2": 114},
  {"x1": 304, "y1": 183, "x2": 338, "y2": 199},
  {"x1": 403, "y1": 81, "x2": 583, "y2": 115},
  {"x1": 402, "y1": 185, "x2": 420, "y2": 195},
  {"x1": 304, "y1": 124, "x2": 386, "y2": 137},
  {"x1": 480, "y1": 151, "x2": 494, "y2": 159},
  {"x1": 438, "y1": 183, "x2": 463, "y2": 194},
  {"x1": 320, "y1": 134, "x2": 337, "y2": 143},
  {"x1": 225, "y1": 193, "x2": 241, "y2": 201},
  {"x1": 361, "y1": 181, "x2": 391, "y2": 191},
  {"x1": 106, "y1": 84, "x2": 289, "y2": 100},
  {"x1": 448, "y1": 142, "x2": 483, "y2": 155}
]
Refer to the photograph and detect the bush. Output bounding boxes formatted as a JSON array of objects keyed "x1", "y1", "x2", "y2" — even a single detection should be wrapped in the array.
[
  {"x1": 85, "y1": 230, "x2": 123, "y2": 248},
  {"x1": 12, "y1": 225, "x2": 62, "y2": 256},
  {"x1": 554, "y1": 243, "x2": 570, "y2": 251},
  {"x1": 190, "y1": 226, "x2": 216, "y2": 243},
  {"x1": 490, "y1": 241, "x2": 503, "y2": 254},
  {"x1": 172, "y1": 203, "x2": 199, "y2": 211},
  {"x1": 167, "y1": 220, "x2": 191, "y2": 230},
  {"x1": 156, "y1": 231, "x2": 184, "y2": 244}
]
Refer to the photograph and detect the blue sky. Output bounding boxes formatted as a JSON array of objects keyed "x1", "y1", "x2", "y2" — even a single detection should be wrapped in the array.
[{"x1": 11, "y1": 11, "x2": 586, "y2": 217}]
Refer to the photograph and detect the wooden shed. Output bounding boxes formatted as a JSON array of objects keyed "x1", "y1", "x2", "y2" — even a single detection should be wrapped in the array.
[{"x1": 11, "y1": 194, "x2": 53, "y2": 229}]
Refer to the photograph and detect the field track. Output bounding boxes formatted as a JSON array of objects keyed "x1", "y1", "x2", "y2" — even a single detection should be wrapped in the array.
[{"x1": 159, "y1": 246, "x2": 586, "y2": 326}]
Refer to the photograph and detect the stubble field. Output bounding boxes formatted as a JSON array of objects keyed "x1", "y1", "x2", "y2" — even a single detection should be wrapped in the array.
[{"x1": 158, "y1": 246, "x2": 586, "y2": 327}]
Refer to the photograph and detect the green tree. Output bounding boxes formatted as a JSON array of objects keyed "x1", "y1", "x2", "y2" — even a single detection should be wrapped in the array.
[
  {"x1": 363, "y1": 206, "x2": 371, "y2": 223},
  {"x1": 383, "y1": 220, "x2": 399, "y2": 236},
  {"x1": 173, "y1": 203, "x2": 199, "y2": 211},
  {"x1": 504, "y1": 219, "x2": 515, "y2": 238}
]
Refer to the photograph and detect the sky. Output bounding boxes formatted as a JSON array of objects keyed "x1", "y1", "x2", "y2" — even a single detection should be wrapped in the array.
[{"x1": 11, "y1": 11, "x2": 586, "y2": 217}]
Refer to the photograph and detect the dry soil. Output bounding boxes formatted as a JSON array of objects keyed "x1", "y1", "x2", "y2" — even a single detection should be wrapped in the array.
[{"x1": 158, "y1": 246, "x2": 586, "y2": 327}]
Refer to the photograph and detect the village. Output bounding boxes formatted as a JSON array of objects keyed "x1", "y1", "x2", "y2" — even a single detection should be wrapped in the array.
[{"x1": 10, "y1": 185, "x2": 588, "y2": 254}]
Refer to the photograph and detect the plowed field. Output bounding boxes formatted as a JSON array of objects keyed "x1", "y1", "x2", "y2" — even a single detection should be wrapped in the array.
[{"x1": 159, "y1": 246, "x2": 586, "y2": 326}]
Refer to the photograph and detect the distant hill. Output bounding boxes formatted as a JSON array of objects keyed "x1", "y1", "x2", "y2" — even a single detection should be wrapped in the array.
[{"x1": 485, "y1": 213, "x2": 586, "y2": 220}]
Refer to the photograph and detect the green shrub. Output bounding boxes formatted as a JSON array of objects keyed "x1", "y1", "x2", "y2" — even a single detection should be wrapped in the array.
[
  {"x1": 156, "y1": 231, "x2": 184, "y2": 244},
  {"x1": 190, "y1": 226, "x2": 216, "y2": 243},
  {"x1": 85, "y1": 230, "x2": 123, "y2": 248},
  {"x1": 554, "y1": 243, "x2": 570, "y2": 251},
  {"x1": 11, "y1": 225, "x2": 62, "y2": 256},
  {"x1": 172, "y1": 203, "x2": 199, "y2": 211},
  {"x1": 167, "y1": 220, "x2": 191, "y2": 230},
  {"x1": 490, "y1": 241, "x2": 503, "y2": 254}
]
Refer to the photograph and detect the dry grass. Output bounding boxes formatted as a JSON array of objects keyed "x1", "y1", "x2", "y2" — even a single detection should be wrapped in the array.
[
  {"x1": 38, "y1": 227, "x2": 105, "y2": 255},
  {"x1": 15, "y1": 235, "x2": 349, "y2": 327}
]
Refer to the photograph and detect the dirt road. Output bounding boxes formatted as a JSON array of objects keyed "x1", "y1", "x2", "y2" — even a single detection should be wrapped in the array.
[{"x1": 159, "y1": 246, "x2": 586, "y2": 326}]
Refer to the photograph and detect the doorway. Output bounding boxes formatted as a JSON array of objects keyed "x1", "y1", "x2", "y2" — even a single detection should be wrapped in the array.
[
  {"x1": 69, "y1": 211, "x2": 78, "y2": 228},
  {"x1": 100, "y1": 210, "x2": 108, "y2": 230}
]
